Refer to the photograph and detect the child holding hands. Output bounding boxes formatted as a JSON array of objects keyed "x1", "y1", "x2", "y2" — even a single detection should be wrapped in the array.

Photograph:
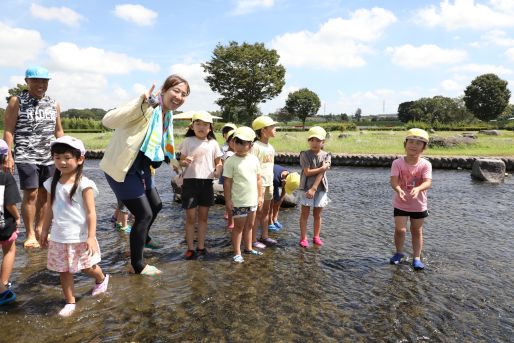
[
  {"x1": 40, "y1": 136, "x2": 109, "y2": 317},
  {"x1": 389, "y1": 128, "x2": 432, "y2": 270},
  {"x1": 299, "y1": 127, "x2": 331, "y2": 248}
]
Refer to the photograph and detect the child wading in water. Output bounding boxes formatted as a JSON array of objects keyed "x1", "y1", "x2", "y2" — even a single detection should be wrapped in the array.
[
  {"x1": 0, "y1": 139, "x2": 21, "y2": 306},
  {"x1": 390, "y1": 128, "x2": 432, "y2": 270},
  {"x1": 223, "y1": 127, "x2": 263, "y2": 263},
  {"x1": 40, "y1": 136, "x2": 109, "y2": 317},
  {"x1": 250, "y1": 116, "x2": 278, "y2": 249},
  {"x1": 299, "y1": 126, "x2": 331, "y2": 248},
  {"x1": 180, "y1": 112, "x2": 222, "y2": 259}
]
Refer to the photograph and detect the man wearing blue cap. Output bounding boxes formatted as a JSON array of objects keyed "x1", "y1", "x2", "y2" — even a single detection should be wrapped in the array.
[{"x1": 2, "y1": 66, "x2": 64, "y2": 248}]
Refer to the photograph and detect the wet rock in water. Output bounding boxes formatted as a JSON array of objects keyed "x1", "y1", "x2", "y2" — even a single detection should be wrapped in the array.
[
  {"x1": 471, "y1": 159, "x2": 506, "y2": 182},
  {"x1": 479, "y1": 129, "x2": 500, "y2": 136}
]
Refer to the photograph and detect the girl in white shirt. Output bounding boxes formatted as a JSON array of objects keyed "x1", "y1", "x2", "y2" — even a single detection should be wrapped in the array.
[
  {"x1": 180, "y1": 112, "x2": 223, "y2": 259},
  {"x1": 40, "y1": 136, "x2": 108, "y2": 317}
]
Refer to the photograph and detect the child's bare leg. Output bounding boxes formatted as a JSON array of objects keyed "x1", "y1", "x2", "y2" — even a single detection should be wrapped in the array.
[
  {"x1": 259, "y1": 199, "x2": 272, "y2": 239},
  {"x1": 243, "y1": 211, "x2": 257, "y2": 251},
  {"x1": 196, "y1": 206, "x2": 209, "y2": 250},
  {"x1": 313, "y1": 207, "x2": 323, "y2": 237},
  {"x1": 410, "y1": 218, "x2": 424, "y2": 259},
  {"x1": 185, "y1": 208, "x2": 197, "y2": 251},
  {"x1": 394, "y1": 216, "x2": 408, "y2": 253},
  {"x1": 300, "y1": 205, "x2": 310, "y2": 240},
  {"x1": 1, "y1": 242, "x2": 16, "y2": 287},
  {"x1": 82, "y1": 265, "x2": 105, "y2": 284},
  {"x1": 60, "y1": 272, "x2": 75, "y2": 304},
  {"x1": 231, "y1": 218, "x2": 244, "y2": 256}
]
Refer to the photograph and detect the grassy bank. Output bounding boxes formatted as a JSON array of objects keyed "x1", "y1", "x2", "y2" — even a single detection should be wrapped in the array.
[{"x1": 73, "y1": 129, "x2": 514, "y2": 157}]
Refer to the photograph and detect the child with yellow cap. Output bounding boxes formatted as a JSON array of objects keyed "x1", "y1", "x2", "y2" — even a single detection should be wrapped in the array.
[
  {"x1": 299, "y1": 126, "x2": 331, "y2": 248},
  {"x1": 268, "y1": 165, "x2": 300, "y2": 231}
]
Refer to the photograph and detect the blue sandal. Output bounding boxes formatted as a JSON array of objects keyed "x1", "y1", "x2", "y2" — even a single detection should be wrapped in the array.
[{"x1": 0, "y1": 289, "x2": 16, "y2": 305}]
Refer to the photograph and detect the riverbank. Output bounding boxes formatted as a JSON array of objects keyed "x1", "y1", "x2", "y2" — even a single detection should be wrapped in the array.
[{"x1": 85, "y1": 150, "x2": 514, "y2": 171}]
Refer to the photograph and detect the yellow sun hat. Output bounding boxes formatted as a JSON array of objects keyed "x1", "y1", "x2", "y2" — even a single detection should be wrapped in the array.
[
  {"x1": 406, "y1": 128, "x2": 429, "y2": 143},
  {"x1": 222, "y1": 123, "x2": 237, "y2": 130},
  {"x1": 252, "y1": 116, "x2": 277, "y2": 131},
  {"x1": 226, "y1": 129, "x2": 236, "y2": 139},
  {"x1": 307, "y1": 126, "x2": 327, "y2": 140},
  {"x1": 233, "y1": 126, "x2": 256, "y2": 142},
  {"x1": 191, "y1": 111, "x2": 213, "y2": 123},
  {"x1": 284, "y1": 172, "x2": 300, "y2": 195}
]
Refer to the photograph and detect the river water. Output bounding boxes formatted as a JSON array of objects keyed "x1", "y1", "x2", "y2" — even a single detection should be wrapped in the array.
[{"x1": 0, "y1": 160, "x2": 513, "y2": 342}]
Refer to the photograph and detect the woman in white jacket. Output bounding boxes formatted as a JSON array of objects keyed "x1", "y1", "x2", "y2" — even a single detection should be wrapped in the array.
[{"x1": 101, "y1": 75, "x2": 189, "y2": 276}]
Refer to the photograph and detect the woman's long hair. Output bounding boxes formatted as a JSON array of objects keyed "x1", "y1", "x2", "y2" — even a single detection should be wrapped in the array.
[{"x1": 50, "y1": 143, "x2": 83, "y2": 204}]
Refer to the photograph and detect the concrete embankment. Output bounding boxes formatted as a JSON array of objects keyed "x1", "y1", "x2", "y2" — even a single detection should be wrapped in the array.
[{"x1": 85, "y1": 150, "x2": 514, "y2": 171}]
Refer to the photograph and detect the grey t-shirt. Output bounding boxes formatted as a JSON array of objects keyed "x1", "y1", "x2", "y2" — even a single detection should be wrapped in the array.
[{"x1": 299, "y1": 150, "x2": 331, "y2": 192}]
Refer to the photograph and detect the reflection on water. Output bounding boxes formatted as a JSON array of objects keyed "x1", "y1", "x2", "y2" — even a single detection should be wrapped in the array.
[{"x1": 1, "y1": 160, "x2": 513, "y2": 342}]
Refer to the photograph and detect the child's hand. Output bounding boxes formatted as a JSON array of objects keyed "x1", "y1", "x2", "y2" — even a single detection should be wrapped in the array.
[
  {"x1": 15, "y1": 217, "x2": 21, "y2": 227},
  {"x1": 397, "y1": 188, "x2": 406, "y2": 201},
  {"x1": 213, "y1": 164, "x2": 222, "y2": 179},
  {"x1": 39, "y1": 229, "x2": 49, "y2": 248},
  {"x1": 183, "y1": 156, "x2": 194, "y2": 166},
  {"x1": 306, "y1": 188, "x2": 316, "y2": 199},
  {"x1": 323, "y1": 161, "x2": 331, "y2": 171},
  {"x1": 258, "y1": 196, "x2": 264, "y2": 208},
  {"x1": 410, "y1": 187, "x2": 420, "y2": 199},
  {"x1": 86, "y1": 237, "x2": 98, "y2": 256}
]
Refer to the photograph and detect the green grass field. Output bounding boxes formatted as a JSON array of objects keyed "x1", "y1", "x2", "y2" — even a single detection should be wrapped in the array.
[{"x1": 72, "y1": 129, "x2": 514, "y2": 157}]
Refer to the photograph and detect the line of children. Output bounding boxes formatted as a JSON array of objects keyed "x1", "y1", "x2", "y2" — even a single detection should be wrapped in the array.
[{"x1": 179, "y1": 112, "x2": 223, "y2": 259}]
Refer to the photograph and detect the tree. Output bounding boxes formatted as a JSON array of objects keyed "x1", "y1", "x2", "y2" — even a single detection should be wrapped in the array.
[
  {"x1": 340, "y1": 113, "x2": 349, "y2": 121},
  {"x1": 464, "y1": 73, "x2": 511, "y2": 121},
  {"x1": 275, "y1": 107, "x2": 295, "y2": 125},
  {"x1": 202, "y1": 41, "x2": 285, "y2": 123},
  {"x1": 397, "y1": 101, "x2": 416, "y2": 123},
  {"x1": 354, "y1": 108, "x2": 362, "y2": 122},
  {"x1": 285, "y1": 88, "x2": 321, "y2": 128},
  {"x1": 6, "y1": 83, "x2": 27, "y2": 103}
]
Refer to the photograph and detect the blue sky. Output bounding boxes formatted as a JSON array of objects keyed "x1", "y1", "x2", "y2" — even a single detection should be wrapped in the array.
[{"x1": 2, "y1": 0, "x2": 514, "y2": 116}]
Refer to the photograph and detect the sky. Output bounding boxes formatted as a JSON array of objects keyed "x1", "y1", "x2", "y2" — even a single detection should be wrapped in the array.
[{"x1": 2, "y1": 0, "x2": 514, "y2": 116}]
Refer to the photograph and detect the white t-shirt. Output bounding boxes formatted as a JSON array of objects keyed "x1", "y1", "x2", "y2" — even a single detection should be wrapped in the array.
[
  {"x1": 180, "y1": 137, "x2": 223, "y2": 179},
  {"x1": 43, "y1": 176, "x2": 99, "y2": 243}
]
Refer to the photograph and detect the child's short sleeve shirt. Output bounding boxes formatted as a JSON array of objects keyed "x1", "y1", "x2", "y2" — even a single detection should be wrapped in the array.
[
  {"x1": 390, "y1": 157, "x2": 432, "y2": 212},
  {"x1": 223, "y1": 154, "x2": 261, "y2": 207},
  {"x1": 299, "y1": 150, "x2": 331, "y2": 192},
  {"x1": 251, "y1": 141, "x2": 275, "y2": 187},
  {"x1": 0, "y1": 172, "x2": 22, "y2": 240},
  {"x1": 43, "y1": 176, "x2": 98, "y2": 243},
  {"x1": 181, "y1": 137, "x2": 223, "y2": 179}
]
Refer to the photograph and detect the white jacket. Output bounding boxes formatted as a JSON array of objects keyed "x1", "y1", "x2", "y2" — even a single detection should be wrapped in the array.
[{"x1": 100, "y1": 94, "x2": 153, "y2": 182}]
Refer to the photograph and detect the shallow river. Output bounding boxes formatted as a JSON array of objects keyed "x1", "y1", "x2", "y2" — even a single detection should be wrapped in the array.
[{"x1": 1, "y1": 160, "x2": 513, "y2": 342}]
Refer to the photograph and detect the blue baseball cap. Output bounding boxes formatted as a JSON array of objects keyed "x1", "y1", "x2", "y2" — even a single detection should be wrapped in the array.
[{"x1": 25, "y1": 66, "x2": 51, "y2": 79}]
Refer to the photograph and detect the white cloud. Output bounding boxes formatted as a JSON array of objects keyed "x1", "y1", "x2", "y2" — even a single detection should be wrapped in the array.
[
  {"x1": 336, "y1": 88, "x2": 415, "y2": 115},
  {"x1": 232, "y1": 0, "x2": 274, "y2": 15},
  {"x1": 386, "y1": 44, "x2": 467, "y2": 68},
  {"x1": 449, "y1": 63, "x2": 513, "y2": 75},
  {"x1": 481, "y1": 30, "x2": 514, "y2": 46},
  {"x1": 415, "y1": 0, "x2": 514, "y2": 30},
  {"x1": 505, "y1": 48, "x2": 514, "y2": 62},
  {"x1": 46, "y1": 42, "x2": 159, "y2": 74},
  {"x1": 441, "y1": 79, "x2": 463, "y2": 91},
  {"x1": 271, "y1": 8, "x2": 396, "y2": 69},
  {"x1": 30, "y1": 3, "x2": 85, "y2": 27},
  {"x1": 114, "y1": 4, "x2": 157, "y2": 26},
  {"x1": 0, "y1": 22, "x2": 44, "y2": 67},
  {"x1": 169, "y1": 63, "x2": 218, "y2": 111}
]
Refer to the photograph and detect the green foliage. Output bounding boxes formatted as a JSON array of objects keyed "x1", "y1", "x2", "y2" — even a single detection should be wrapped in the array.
[
  {"x1": 276, "y1": 107, "x2": 295, "y2": 125},
  {"x1": 464, "y1": 73, "x2": 511, "y2": 121},
  {"x1": 285, "y1": 88, "x2": 321, "y2": 128},
  {"x1": 61, "y1": 108, "x2": 106, "y2": 120},
  {"x1": 5, "y1": 84, "x2": 27, "y2": 103},
  {"x1": 398, "y1": 96, "x2": 473, "y2": 124},
  {"x1": 354, "y1": 108, "x2": 362, "y2": 121},
  {"x1": 202, "y1": 41, "x2": 286, "y2": 123},
  {"x1": 61, "y1": 118, "x2": 105, "y2": 131}
]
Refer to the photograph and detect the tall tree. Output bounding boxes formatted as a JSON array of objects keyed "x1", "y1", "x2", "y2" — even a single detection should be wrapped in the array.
[
  {"x1": 464, "y1": 73, "x2": 511, "y2": 121},
  {"x1": 202, "y1": 41, "x2": 285, "y2": 123},
  {"x1": 5, "y1": 83, "x2": 28, "y2": 103},
  {"x1": 285, "y1": 88, "x2": 321, "y2": 128},
  {"x1": 354, "y1": 108, "x2": 362, "y2": 122}
]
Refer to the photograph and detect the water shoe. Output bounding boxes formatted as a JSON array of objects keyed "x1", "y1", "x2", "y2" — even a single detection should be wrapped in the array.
[
  {"x1": 252, "y1": 241, "x2": 266, "y2": 249},
  {"x1": 140, "y1": 265, "x2": 162, "y2": 276},
  {"x1": 299, "y1": 239, "x2": 309, "y2": 248},
  {"x1": 243, "y1": 249, "x2": 263, "y2": 256},
  {"x1": 0, "y1": 289, "x2": 16, "y2": 306},
  {"x1": 313, "y1": 236, "x2": 324, "y2": 246},
  {"x1": 92, "y1": 274, "x2": 110, "y2": 296},
  {"x1": 144, "y1": 240, "x2": 163, "y2": 249},
  {"x1": 233, "y1": 255, "x2": 244, "y2": 263},
  {"x1": 59, "y1": 303, "x2": 76, "y2": 317},
  {"x1": 413, "y1": 259, "x2": 425, "y2": 270},
  {"x1": 259, "y1": 237, "x2": 277, "y2": 246},
  {"x1": 268, "y1": 224, "x2": 279, "y2": 232},
  {"x1": 273, "y1": 221, "x2": 283, "y2": 229},
  {"x1": 184, "y1": 249, "x2": 197, "y2": 260},
  {"x1": 389, "y1": 253, "x2": 405, "y2": 265}
]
